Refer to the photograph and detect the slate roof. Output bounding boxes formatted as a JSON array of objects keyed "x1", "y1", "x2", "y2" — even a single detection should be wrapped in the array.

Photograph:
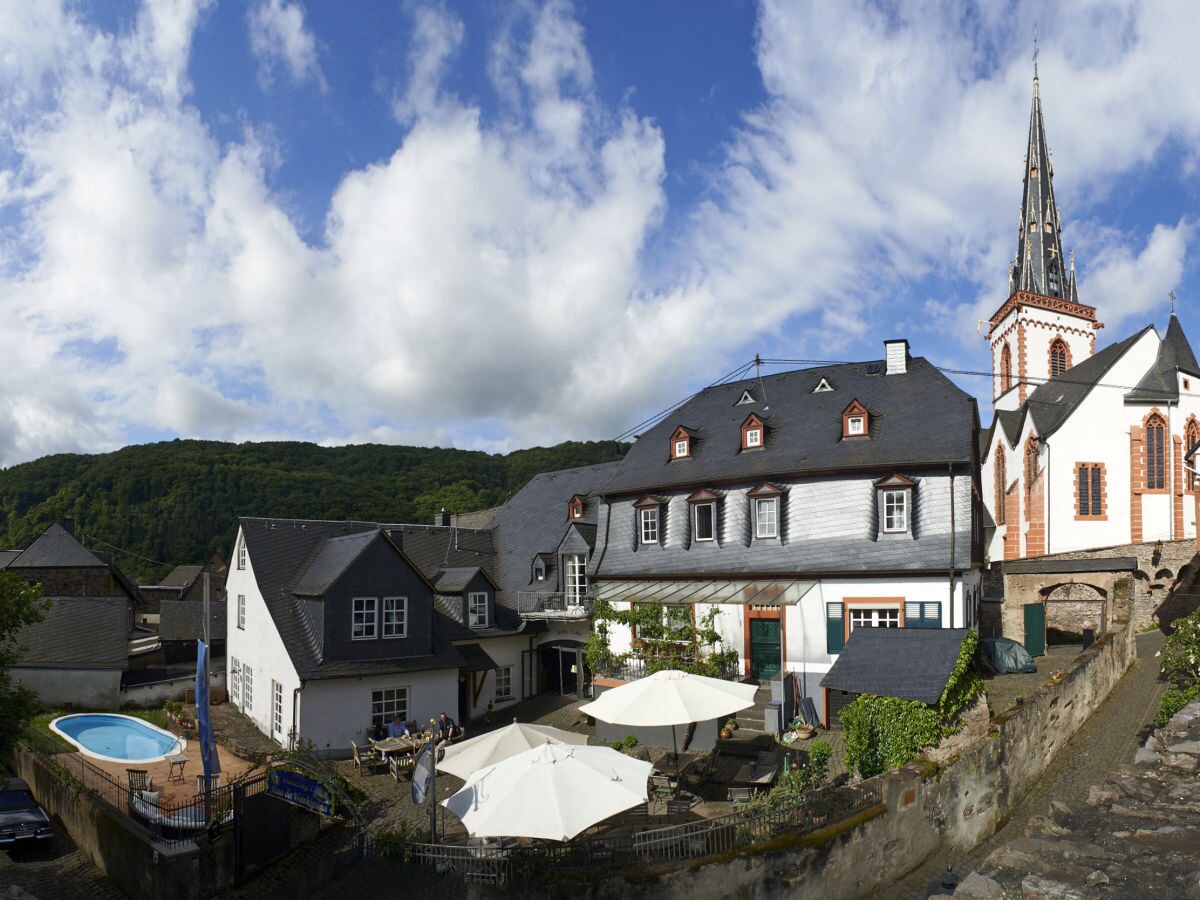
[
  {"x1": 433, "y1": 595, "x2": 526, "y2": 639},
  {"x1": 1020, "y1": 327, "x2": 1150, "y2": 439},
  {"x1": 159, "y1": 599, "x2": 228, "y2": 642},
  {"x1": 601, "y1": 356, "x2": 977, "y2": 496},
  {"x1": 434, "y1": 567, "x2": 489, "y2": 594},
  {"x1": 1127, "y1": 315, "x2": 1200, "y2": 402},
  {"x1": 387, "y1": 526, "x2": 495, "y2": 582},
  {"x1": 455, "y1": 642, "x2": 498, "y2": 672},
  {"x1": 9, "y1": 523, "x2": 108, "y2": 568},
  {"x1": 14, "y1": 597, "x2": 129, "y2": 669},
  {"x1": 239, "y1": 518, "x2": 463, "y2": 681},
  {"x1": 292, "y1": 530, "x2": 379, "y2": 596},
  {"x1": 159, "y1": 565, "x2": 203, "y2": 589},
  {"x1": 488, "y1": 462, "x2": 623, "y2": 601},
  {"x1": 820, "y1": 628, "x2": 970, "y2": 704},
  {"x1": 0, "y1": 550, "x2": 22, "y2": 567}
]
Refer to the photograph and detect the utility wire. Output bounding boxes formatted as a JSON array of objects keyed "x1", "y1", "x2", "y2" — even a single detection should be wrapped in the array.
[{"x1": 82, "y1": 533, "x2": 174, "y2": 570}]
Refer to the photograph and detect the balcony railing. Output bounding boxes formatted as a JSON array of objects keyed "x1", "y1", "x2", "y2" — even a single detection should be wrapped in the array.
[{"x1": 516, "y1": 592, "x2": 595, "y2": 619}]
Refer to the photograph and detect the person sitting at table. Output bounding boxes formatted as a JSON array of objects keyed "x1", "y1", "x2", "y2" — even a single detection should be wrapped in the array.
[
  {"x1": 387, "y1": 714, "x2": 410, "y2": 740},
  {"x1": 437, "y1": 712, "x2": 458, "y2": 742},
  {"x1": 372, "y1": 720, "x2": 387, "y2": 743}
]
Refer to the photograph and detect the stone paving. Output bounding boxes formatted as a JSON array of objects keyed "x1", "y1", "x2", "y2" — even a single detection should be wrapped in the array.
[
  {"x1": 890, "y1": 630, "x2": 1167, "y2": 899},
  {"x1": 0, "y1": 828, "x2": 127, "y2": 900}
]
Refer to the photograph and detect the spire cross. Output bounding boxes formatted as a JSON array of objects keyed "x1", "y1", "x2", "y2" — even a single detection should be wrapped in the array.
[
  {"x1": 1033, "y1": 24, "x2": 1039, "y2": 76},
  {"x1": 1170, "y1": 290, "x2": 1177, "y2": 315}
]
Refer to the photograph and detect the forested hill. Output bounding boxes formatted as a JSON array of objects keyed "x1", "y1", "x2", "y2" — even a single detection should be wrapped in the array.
[{"x1": 0, "y1": 439, "x2": 628, "y2": 583}]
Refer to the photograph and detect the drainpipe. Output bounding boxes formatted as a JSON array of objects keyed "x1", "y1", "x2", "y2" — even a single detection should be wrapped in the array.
[
  {"x1": 949, "y1": 463, "x2": 956, "y2": 627},
  {"x1": 1040, "y1": 438, "x2": 1051, "y2": 554},
  {"x1": 291, "y1": 683, "x2": 305, "y2": 751},
  {"x1": 1168, "y1": 395, "x2": 1176, "y2": 540}
]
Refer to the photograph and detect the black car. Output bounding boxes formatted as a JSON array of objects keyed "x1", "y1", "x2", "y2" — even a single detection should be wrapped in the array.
[{"x1": 0, "y1": 777, "x2": 53, "y2": 844}]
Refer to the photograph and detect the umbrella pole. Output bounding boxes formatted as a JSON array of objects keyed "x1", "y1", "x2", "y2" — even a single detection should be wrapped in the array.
[{"x1": 672, "y1": 726, "x2": 678, "y2": 771}]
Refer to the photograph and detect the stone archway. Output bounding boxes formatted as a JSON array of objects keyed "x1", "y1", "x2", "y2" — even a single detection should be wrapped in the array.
[{"x1": 1041, "y1": 582, "x2": 1107, "y2": 644}]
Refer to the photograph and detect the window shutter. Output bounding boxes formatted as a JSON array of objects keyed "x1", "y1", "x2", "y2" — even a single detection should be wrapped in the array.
[
  {"x1": 905, "y1": 601, "x2": 921, "y2": 622},
  {"x1": 826, "y1": 603, "x2": 844, "y2": 653},
  {"x1": 924, "y1": 602, "x2": 941, "y2": 628},
  {"x1": 905, "y1": 601, "x2": 941, "y2": 628},
  {"x1": 1077, "y1": 467, "x2": 1088, "y2": 516}
]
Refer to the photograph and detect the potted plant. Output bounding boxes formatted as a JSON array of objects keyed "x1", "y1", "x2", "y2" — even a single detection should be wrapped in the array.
[
  {"x1": 725, "y1": 717, "x2": 738, "y2": 732},
  {"x1": 720, "y1": 725, "x2": 733, "y2": 740},
  {"x1": 795, "y1": 723, "x2": 815, "y2": 740}
]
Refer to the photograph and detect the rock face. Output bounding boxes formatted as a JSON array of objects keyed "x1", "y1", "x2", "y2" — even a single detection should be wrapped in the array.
[{"x1": 957, "y1": 699, "x2": 1200, "y2": 898}]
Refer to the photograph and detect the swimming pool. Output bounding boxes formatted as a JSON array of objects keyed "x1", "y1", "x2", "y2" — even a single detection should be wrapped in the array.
[{"x1": 50, "y1": 714, "x2": 186, "y2": 763}]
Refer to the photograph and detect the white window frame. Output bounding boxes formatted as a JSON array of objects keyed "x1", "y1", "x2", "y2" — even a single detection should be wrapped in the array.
[
  {"x1": 693, "y1": 502, "x2": 715, "y2": 542},
  {"x1": 495, "y1": 665, "x2": 513, "y2": 699},
  {"x1": 382, "y1": 596, "x2": 408, "y2": 638},
  {"x1": 849, "y1": 607, "x2": 901, "y2": 631},
  {"x1": 236, "y1": 535, "x2": 246, "y2": 570},
  {"x1": 352, "y1": 597, "x2": 378, "y2": 640},
  {"x1": 848, "y1": 416, "x2": 864, "y2": 435},
  {"x1": 534, "y1": 559, "x2": 546, "y2": 582},
  {"x1": 371, "y1": 686, "x2": 409, "y2": 727},
  {"x1": 230, "y1": 658, "x2": 241, "y2": 706},
  {"x1": 564, "y1": 554, "x2": 588, "y2": 604},
  {"x1": 674, "y1": 439, "x2": 689, "y2": 458},
  {"x1": 745, "y1": 428, "x2": 762, "y2": 448},
  {"x1": 272, "y1": 679, "x2": 283, "y2": 737},
  {"x1": 754, "y1": 497, "x2": 778, "y2": 538},
  {"x1": 237, "y1": 594, "x2": 246, "y2": 630},
  {"x1": 883, "y1": 489, "x2": 909, "y2": 533},
  {"x1": 639, "y1": 507, "x2": 660, "y2": 544},
  {"x1": 242, "y1": 664, "x2": 254, "y2": 713},
  {"x1": 468, "y1": 592, "x2": 489, "y2": 628}
]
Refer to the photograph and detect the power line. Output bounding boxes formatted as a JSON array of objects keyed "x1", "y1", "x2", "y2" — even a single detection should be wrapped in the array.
[{"x1": 82, "y1": 533, "x2": 173, "y2": 570}]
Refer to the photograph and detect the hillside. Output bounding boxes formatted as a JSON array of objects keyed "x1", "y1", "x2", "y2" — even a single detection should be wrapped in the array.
[{"x1": 0, "y1": 439, "x2": 628, "y2": 583}]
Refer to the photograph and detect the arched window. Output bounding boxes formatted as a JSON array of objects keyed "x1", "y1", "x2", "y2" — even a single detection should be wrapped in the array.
[
  {"x1": 1049, "y1": 338, "x2": 1069, "y2": 378},
  {"x1": 1187, "y1": 417, "x2": 1200, "y2": 491},
  {"x1": 1000, "y1": 343, "x2": 1013, "y2": 393},
  {"x1": 1146, "y1": 413, "x2": 1166, "y2": 490},
  {"x1": 995, "y1": 445, "x2": 1007, "y2": 526},
  {"x1": 1025, "y1": 436, "x2": 1039, "y2": 503}
]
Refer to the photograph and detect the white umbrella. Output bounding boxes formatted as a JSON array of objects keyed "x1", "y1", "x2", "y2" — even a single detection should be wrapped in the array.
[
  {"x1": 577, "y1": 668, "x2": 759, "y2": 758},
  {"x1": 441, "y1": 743, "x2": 652, "y2": 841},
  {"x1": 438, "y1": 720, "x2": 589, "y2": 780}
]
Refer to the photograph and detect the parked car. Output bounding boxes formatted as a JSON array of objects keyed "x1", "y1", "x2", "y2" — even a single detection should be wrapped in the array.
[{"x1": 0, "y1": 777, "x2": 53, "y2": 845}]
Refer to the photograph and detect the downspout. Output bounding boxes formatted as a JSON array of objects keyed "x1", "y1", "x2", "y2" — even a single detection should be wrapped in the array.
[
  {"x1": 291, "y1": 682, "x2": 305, "y2": 751},
  {"x1": 1042, "y1": 439, "x2": 1051, "y2": 553},
  {"x1": 949, "y1": 463, "x2": 956, "y2": 628},
  {"x1": 1168, "y1": 394, "x2": 1176, "y2": 540}
]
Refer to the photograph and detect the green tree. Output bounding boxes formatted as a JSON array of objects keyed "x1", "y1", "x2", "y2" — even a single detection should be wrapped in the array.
[
  {"x1": 0, "y1": 572, "x2": 48, "y2": 758},
  {"x1": 1156, "y1": 608, "x2": 1200, "y2": 725}
]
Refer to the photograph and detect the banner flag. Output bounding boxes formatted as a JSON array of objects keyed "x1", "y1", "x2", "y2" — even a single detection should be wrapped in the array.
[
  {"x1": 195, "y1": 640, "x2": 222, "y2": 782},
  {"x1": 411, "y1": 744, "x2": 434, "y2": 805}
]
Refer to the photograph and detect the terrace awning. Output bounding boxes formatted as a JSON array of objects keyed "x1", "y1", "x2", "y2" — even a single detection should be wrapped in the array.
[{"x1": 594, "y1": 579, "x2": 817, "y2": 607}]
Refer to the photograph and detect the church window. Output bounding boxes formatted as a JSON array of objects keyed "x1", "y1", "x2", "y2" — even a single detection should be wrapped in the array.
[
  {"x1": 1146, "y1": 414, "x2": 1166, "y2": 490},
  {"x1": 1187, "y1": 418, "x2": 1200, "y2": 490},
  {"x1": 1000, "y1": 344, "x2": 1013, "y2": 393},
  {"x1": 1028, "y1": 222, "x2": 1036, "y2": 232},
  {"x1": 1047, "y1": 260, "x2": 1060, "y2": 296},
  {"x1": 1049, "y1": 338, "x2": 1069, "y2": 378},
  {"x1": 1024, "y1": 437, "x2": 1039, "y2": 508},
  {"x1": 1044, "y1": 223, "x2": 1053, "y2": 233},
  {"x1": 1075, "y1": 463, "x2": 1105, "y2": 518},
  {"x1": 1030, "y1": 166, "x2": 1038, "y2": 179},
  {"x1": 995, "y1": 446, "x2": 1007, "y2": 526}
]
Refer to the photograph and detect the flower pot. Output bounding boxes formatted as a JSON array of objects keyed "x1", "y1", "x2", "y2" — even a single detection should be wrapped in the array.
[
  {"x1": 796, "y1": 726, "x2": 815, "y2": 740},
  {"x1": 720, "y1": 728, "x2": 732, "y2": 740}
]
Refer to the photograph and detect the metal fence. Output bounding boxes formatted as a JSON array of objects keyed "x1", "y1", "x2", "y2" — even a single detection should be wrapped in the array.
[
  {"x1": 516, "y1": 592, "x2": 596, "y2": 617},
  {"x1": 21, "y1": 727, "x2": 237, "y2": 850},
  {"x1": 400, "y1": 778, "x2": 883, "y2": 886}
]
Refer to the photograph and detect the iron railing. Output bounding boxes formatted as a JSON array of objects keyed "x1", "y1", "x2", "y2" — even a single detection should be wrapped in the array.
[
  {"x1": 400, "y1": 778, "x2": 882, "y2": 885},
  {"x1": 516, "y1": 592, "x2": 596, "y2": 618}
]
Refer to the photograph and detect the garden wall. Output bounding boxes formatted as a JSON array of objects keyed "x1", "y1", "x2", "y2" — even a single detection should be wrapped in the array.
[{"x1": 571, "y1": 620, "x2": 1136, "y2": 900}]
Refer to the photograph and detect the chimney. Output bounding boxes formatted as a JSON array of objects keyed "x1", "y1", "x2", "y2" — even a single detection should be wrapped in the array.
[
  {"x1": 435, "y1": 508, "x2": 451, "y2": 527},
  {"x1": 884, "y1": 339, "x2": 909, "y2": 375}
]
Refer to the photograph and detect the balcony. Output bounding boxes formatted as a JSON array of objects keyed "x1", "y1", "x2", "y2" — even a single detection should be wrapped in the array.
[{"x1": 516, "y1": 592, "x2": 595, "y2": 620}]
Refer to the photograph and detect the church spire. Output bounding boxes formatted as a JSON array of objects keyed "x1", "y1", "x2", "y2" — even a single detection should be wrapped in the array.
[{"x1": 1008, "y1": 72, "x2": 1068, "y2": 300}]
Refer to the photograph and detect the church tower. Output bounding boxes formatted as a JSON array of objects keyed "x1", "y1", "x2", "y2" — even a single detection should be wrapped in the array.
[{"x1": 986, "y1": 72, "x2": 1102, "y2": 411}]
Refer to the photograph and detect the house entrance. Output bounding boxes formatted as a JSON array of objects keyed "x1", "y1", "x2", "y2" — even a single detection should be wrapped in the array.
[
  {"x1": 539, "y1": 640, "x2": 584, "y2": 696},
  {"x1": 749, "y1": 618, "x2": 781, "y2": 681}
]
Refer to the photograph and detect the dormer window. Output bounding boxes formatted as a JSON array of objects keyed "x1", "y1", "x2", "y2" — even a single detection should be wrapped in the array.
[
  {"x1": 741, "y1": 414, "x2": 764, "y2": 451},
  {"x1": 634, "y1": 496, "x2": 663, "y2": 545},
  {"x1": 747, "y1": 483, "x2": 783, "y2": 539},
  {"x1": 568, "y1": 496, "x2": 585, "y2": 519},
  {"x1": 687, "y1": 489, "x2": 720, "y2": 543},
  {"x1": 874, "y1": 473, "x2": 915, "y2": 535},
  {"x1": 669, "y1": 426, "x2": 692, "y2": 460},
  {"x1": 842, "y1": 400, "x2": 869, "y2": 438},
  {"x1": 534, "y1": 559, "x2": 546, "y2": 582}
]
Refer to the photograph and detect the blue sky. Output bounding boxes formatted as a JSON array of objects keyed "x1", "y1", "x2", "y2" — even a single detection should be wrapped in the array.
[{"x1": 1, "y1": 1, "x2": 1198, "y2": 466}]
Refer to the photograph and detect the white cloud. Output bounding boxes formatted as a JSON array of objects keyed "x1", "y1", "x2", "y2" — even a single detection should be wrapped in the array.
[
  {"x1": 247, "y1": 0, "x2": 325, "y2": 91},
  {"x1": 392, "y1": 3, "x2": 464, "y2": 124}
]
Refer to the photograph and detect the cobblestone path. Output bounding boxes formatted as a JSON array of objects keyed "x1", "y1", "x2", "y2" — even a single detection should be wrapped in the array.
[
  {"x1": 886, "y1": 630, "x2": 1167, "y2": 899},
  {"x1": 0, "y1": 829, "x2": 127, "y2": 900}
]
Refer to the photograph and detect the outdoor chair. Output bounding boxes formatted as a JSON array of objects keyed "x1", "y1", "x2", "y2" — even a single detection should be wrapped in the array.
[
  {"x1": 727, "y1": 786, "x2": 755, "y2": 806},
  {"x1": 649, "y1": 773, "x2": 677, "y2": 799},
  {"x1": 351, "y1": 740, "x2": 385, "y2": 776},
  {"x1": 666, "y1": 798, "x2": 694, "y2": 821},
  {"x1": 196, "y1": 773, "x2": 222, "y2": 793},
  {"x1": 126, "y1": 769, "x2": 153, "y2": 792},
  {"x1": 389, "y1": 753, "x2": 416, "y2": 782}
]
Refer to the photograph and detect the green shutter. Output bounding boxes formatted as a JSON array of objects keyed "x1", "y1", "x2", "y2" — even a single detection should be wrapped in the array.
[{"x1": 826, "y1": 603, "x2": 844, "y2": 653}]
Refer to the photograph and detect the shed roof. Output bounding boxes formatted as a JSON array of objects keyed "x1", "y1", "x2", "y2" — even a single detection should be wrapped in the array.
[{"x1": 820, "y1": 628, "x2": 970, "y2": 705}]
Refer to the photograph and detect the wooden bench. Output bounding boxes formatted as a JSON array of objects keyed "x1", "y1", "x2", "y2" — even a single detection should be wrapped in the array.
[{"x1": 389, "y1": 753, "x2": 416, "y2": 781}]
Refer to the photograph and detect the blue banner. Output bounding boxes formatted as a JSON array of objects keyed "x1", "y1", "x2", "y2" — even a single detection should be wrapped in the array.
[
  {"x1": 195, "y1": 640, "x2": 222, "y2": 783},
  {"x1": 267, "y1": 769, "x2": 333, "y2": 816},
  {"x1": 411, "y1": 744, "x2": 434, "y2": 805}
]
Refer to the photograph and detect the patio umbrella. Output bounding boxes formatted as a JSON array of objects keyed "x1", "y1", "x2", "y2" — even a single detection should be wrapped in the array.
[
  {"x1": 438, "y1": 720, "x2": 589, "y2": 780},
  {"x1": 441, "y1": 743, "x2": 653, "y2": 841},
  {"x1": 577, "y1": 668, "x2": 759, "y2": 759}
]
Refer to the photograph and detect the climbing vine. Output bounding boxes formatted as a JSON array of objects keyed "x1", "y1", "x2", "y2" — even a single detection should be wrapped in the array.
[
  {"x1": 842, "y1": 629, "x2": 983, "y2": 779},
  {"x1": 585, "y1": 599, "x2": 738, "y2": 678}
]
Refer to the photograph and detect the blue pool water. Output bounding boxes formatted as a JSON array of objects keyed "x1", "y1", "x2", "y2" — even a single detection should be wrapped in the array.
[{"x1": 50, "y1": 714, "x2": 185, "y2": 763}]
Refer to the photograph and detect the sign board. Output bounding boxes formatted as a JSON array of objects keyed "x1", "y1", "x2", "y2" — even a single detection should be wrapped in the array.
[
  {"x1": 267, "y1": 769, "x2": 334, "y2": 816},
  {"x1": 411, "y1": 745, "x2": 434, "y2": 805}
]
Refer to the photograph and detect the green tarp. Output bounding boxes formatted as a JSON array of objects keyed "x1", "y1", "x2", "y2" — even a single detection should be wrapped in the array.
[{"x1": 981, "y1": 637, "x2": 1037, "y2": 674}]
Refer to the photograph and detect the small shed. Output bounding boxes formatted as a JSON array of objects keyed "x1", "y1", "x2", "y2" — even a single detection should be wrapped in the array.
[{"x1": 820, "y1": 628, "x2": 970, "y2": 727}]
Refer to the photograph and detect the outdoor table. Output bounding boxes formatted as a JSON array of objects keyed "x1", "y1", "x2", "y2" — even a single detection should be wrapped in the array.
[
  {"x1": 372, "y1": 735, "x2": 423, "y2": 756},
  {"x1": 732, "y1": 762, "x2": 775, "y2": 788},
  {"x1": 165, "y1": 753, "x2": 189, "y2": 784}
]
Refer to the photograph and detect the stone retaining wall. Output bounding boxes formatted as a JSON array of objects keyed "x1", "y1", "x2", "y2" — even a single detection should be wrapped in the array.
[{"x1": 568, "y1": 621, "x2": 1136, "y2": 900}]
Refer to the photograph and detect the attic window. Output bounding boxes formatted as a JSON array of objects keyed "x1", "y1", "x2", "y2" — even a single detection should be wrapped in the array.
[
  {"x1": 813, "y1": 378, "x2": 833, "y2": 393},
  {"x1": 737, "y1": 390, "x2": 756, "y2": 405},
  {"x1": 842, "y1": 400, "x2": 869, "y2": 438},
  {"x1": 568, "y1": 496, "x2": 584, "y2": 519},
  {"x1": 741, "y1": 414, "x2": 765, "y2": 451},
  {"x1": 534, "y1": 559, "x2": 546, "y2": 582},
  {"x1": 670, "y1": 426, "x2": 691, "y2": 460}
]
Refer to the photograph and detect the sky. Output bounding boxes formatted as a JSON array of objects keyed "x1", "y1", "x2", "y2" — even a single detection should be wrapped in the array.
[{"x1": 2, "y1": 0, "x2": 1200, "y2": 468}]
